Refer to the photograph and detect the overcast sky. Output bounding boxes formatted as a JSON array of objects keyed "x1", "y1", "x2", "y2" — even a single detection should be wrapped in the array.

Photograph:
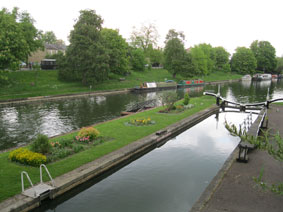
[{"x1": 2, "y1": 0, "x2": 283, "y2": 56}]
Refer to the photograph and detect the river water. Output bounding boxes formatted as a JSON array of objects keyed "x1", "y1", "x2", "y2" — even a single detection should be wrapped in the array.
[
  {"x1": 1, "y1": 79, "x2": 283, "y2": 150},
  {"x1": 33, "y1": 110, "x2": 257, "y2": 212}
]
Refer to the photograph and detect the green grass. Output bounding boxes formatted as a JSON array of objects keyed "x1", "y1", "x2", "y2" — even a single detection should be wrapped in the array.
[
  {"x1": 0, "y1": 69, "x2": 242, "y2": 100},
  {"x1": 0, "y1": 95, "x2": 215, "y2": 202}
]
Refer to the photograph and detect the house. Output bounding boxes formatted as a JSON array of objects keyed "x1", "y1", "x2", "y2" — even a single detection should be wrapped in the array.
[{"x1": 28, "y1": 43, "x2": 66, "y2": 63}]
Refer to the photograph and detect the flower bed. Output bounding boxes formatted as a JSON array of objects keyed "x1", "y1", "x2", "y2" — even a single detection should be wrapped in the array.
[
  {"x1": 126, "y1": 117, "x2": 155, "y2": 126},
  {"x1": 9, "y1": 148, "x2": 47, "y2": 166}
]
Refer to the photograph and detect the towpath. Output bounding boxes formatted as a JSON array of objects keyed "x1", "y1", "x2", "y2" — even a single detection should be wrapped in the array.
[{"x1": 192, "y1": 104, "x2": 283, "y2": 212}]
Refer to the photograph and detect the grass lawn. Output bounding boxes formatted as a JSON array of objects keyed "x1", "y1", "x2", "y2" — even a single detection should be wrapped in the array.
[
  {"x1": 0, "y1": 69, "x2": 242, "y2": 100},
  {"x1": 0, "y1": 95, "x2": 215, "y2": 202}
]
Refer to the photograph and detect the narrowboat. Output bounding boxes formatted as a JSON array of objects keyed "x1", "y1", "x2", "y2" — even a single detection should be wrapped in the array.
[
  {"x1": 177, "y1": 79, "x2": 204, "y2": 88},
  {"x1": 241, "y1": 75, "x2": 252, "y2": 81},
  {"x1": 131, "y1": 80, "x2": 177, "y2": 92},
  {"x1": 252, "y1": 73, "x2": 272, "y2": 81}
]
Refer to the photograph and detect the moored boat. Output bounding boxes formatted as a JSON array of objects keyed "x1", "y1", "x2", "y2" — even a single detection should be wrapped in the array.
[
  {"x1": 131, "y1": 80, "x2": 177, "y2": 92},
  {"x1": 241, "y1": 75, "x2": 252, "y2": 81},
  {"x1": 252, "y1": 73, "x2": 272, "y2": 81},
  {"x1": 177, "y1": 79, "x2": 204, "y2": 87}
]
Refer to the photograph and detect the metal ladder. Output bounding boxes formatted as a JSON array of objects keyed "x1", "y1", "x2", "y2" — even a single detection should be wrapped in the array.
[{"x1": 21, "y1": 164, "x2": 55, "y2": 199}]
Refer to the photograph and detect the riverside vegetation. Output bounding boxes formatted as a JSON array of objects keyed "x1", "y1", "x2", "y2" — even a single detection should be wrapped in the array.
[
  {"x1": 0, "y1": 95, "x2": 215, "y2": 202},
  {"x1": 0, "y1": 69, "x2": 242, "y2": 100}
]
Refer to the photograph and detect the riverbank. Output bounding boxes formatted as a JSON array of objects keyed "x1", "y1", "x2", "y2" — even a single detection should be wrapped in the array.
[
  {"x1": 0, "y1": 69, "x2": 242, "y2": 101},
  {"x1": 0, "y1": 96, "x2": 215, "y2": 207},
  {"x1": 191, "y1": 104, "x2": 283, "y2": 212}
]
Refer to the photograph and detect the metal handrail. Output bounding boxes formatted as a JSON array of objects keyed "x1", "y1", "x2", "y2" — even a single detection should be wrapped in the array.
[
  {"x1": 40, "y1": 164, "x2": 55, "y2": 186},
  {"x1": 21, "y1": 171, "x2": 36, "y2": 197}
]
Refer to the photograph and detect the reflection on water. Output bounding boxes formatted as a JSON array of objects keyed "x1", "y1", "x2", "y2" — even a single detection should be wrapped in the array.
[
  {"x1": 33, "y1": 111, "x2": 254, "y2": 212},
  {"x1": 1, "y1": 80, "x2": 283, "y2": 150}
]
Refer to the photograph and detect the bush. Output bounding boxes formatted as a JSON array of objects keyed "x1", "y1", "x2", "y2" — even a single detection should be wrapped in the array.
[
  {"x1": 159, "y1": 91, "x2": 178, "y2": 111},
  {"x1": 30, "y1": 134, "x2": 51, "y2": 154},
  {"x1": 9, "y1": 148, "x2": 46, "y2": 166},
  {"x1": 183, "y1": 93, "x2": 190, "y2": 105},
  {"x1": 77, "y1": 127, "x2": 100, "y2": 142}
]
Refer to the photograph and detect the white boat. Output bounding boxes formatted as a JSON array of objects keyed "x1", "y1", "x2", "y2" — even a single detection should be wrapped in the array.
[
  {"x1": 258, "y1": 74, "x2": 272, "y2": 80},
  {"x1": 241, "y1": 75, "x2": 252, "y2": 81}
]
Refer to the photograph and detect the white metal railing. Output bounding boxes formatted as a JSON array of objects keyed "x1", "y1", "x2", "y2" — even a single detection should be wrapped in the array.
[
  {"x1": 40, "y1": 164, "x2": 54, "y2": 186},
  {"x1": 21, "y1": 171, "x2": 36, "y2": 197}
]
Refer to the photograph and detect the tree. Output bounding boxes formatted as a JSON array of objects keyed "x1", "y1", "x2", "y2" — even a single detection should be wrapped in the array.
[
  {"x1": 275, "y1": 57, "x2": 283, "y2": 74},
  {"x1": 59, "y1": 10, "x2": 109, "y2": 85},
  {"x1": 198, "y1": 43, "x2": 215, "y2": 74},
  {"x1": 164, "y1": 29, "x2": 188, "y2": 78},
  {"x1": 189, "y1": 46, "x2": 208, "y2": 76},
  {"x1": 101, "y1": 28, "x2": 129, "y2": 75},
  {"x1": 147, "y1": 45, "x2": 163, "y2": 67},
  {"x1": 230, "y1": 47, "x2": 257, "y2": 75},
  {"x1": 250, "y1": 40, "x2": 277, "y2": 73},
  {"x1": 130, "y1": 23, "x2": 159, "y2": 52},
  {"x1": 214, "y1": 46, "x2": 230, "y2": 72},
  {"x1": 0, "y1": 7, "x2": 43, "y2": 70},
  {"x1": 129, "y1": 48, "x2": 146, "y2": 72},
  {"x1": 42, "y1": 31, "x2": 57, "y2": 44}
]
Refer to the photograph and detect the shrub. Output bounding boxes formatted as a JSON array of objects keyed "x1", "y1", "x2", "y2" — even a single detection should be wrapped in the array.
[
  {"x1": 77, "y1": 127, "x2": 100, "y2": 142},
  {"x1": 159, "y1": 91, "x2": 178, "y2": 111},
  {"x1": 30, "y1": 134, "x2": 51, "y2": 154},
  {"x1": 9, "y1": 148, "x2": 46, "y2": 166},
  {"x1": 183, "y1": 93, "x2": 190, "y2": 105}
]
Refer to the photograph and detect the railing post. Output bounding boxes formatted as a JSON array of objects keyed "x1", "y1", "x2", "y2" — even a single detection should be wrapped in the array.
[
  {"x1": 21, "y1": 171, "x2": 36, "y2": 197},
  {"x1": 40, "y1": 164, "x2": 55, "y2": 186}
]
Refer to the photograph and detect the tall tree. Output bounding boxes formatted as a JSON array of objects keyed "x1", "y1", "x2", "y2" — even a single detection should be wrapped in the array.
[
  {"x1": 275, "y1": 57, "x2": 283, "y2": 74},
  {"x1": 129, "y1": 47, "x2": 146, "y2": 72},
  {"x1": 42, "y1": 31, "x2": 57, "y2": 44},
  {"x1": 250, "y1": 40, "x2": 277, "y2": 73},
  {"x1": 0, "y1": 7, "x2": 43, "y2": 70},
  {"x1": 130, "y1": 23, "x2": 159, "y2": 52},
  {"x1": 197, "y1": 43, "x2": 215, "y2": 74},
  {"x1": 58, "y1": 10, "x2": 109, "y2": 85},
  {"x1": 189, "y1": 46, "x2": 208, "y2": 76},
  {"x1": 214, "y1": 46, "x2": 230, "y2": 72},
  {"x1": 231, "y1": 47, "x2": 257, "y2": 75},
  {"x1": 101, "y1": 28, "x2": 129, "y2": 75},
  {"x1": 163, "y1": 29, "x2": 187, "y2": 78}
]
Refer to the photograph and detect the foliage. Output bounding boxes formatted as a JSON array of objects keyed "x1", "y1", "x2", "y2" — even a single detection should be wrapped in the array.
[
  {"x1": 250, "y1": 40, "x2": 277, "y2": 73},
  {"x1": 146, "y1": 45, "x2": 163, "y2": 67},
  {"x1": 130, "y1": 23, "x2": 159, "y2": 51},
  {"x1": 225, "y1": 120, "x2": 283, "y2": 195},
  {"x1": 275, "y1": 57, "x2": 283, "y2": 74},
  {"x1": 30, "y1": 134, "x2": 51, "y2": 154},
  {"x1": 129, "y1": 48, "x2": 146, "y2": 72},
  {"x1": 0, "y1": 8, "x2": 43, "y2": 70},
  {"x1": 197, "y1": 43, "x2": 215, "y2": 74},
  {"x1": 183, "y1": 93, "x2": 190, "y2": 105},
  {"x1": 159, "y1": 91, "x2": 178, "y2": 111},
  {"x1": 42, "y1": 31, "x2": 57, "y2": 44},
  {"x1": 189, "y1": 46, "x2": 209, "y2": 76},
  {"x1": 164, "y1": 29, "x2": 188, "y2": 78},
  {"x1": 59, "y1": 9, "x2": 109, "y2": 85},
  {"x1": 101, "y1": 28, "x2": 129, "y2": 75},
  {"x1": 230, "y1": 47, "x2": 257, "y2": 75},
  {"x1": 77, "y1": 127, "x2": 100, "y2": 141},
  {"x1": 9, "y1": 148, "x2": 46, "y2": 166},
  {"x1": 214, "y1": 47, "x2": 230, "y2": 72},
  {"x1": 129, "y1": 117, "x2": 154, "y2": 126}
]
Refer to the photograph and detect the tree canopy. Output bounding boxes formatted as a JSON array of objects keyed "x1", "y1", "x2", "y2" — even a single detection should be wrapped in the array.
[
  {"x1": 250, "y1": 40, "x2": 277, "y2": 73},
  {"x1": 130, "y1": 23, "x2": 159, "y2": 52},
  {"x1": 0, "y1": 7, "x2": 43, "y2": 70},
  {"x1": 42, "y1": 31, "x2": 57, "y2": 44},
  {"x1": 164, "y1": 29, "x2": 188, "y2": 78},
  {"x1": 101, "y1": 28, "x2": 129, "y2": 75},
  {"x1": 58, "y1": 9, "x2": 109, "y2": 85},
  {"x1": 231, "y1": 47, "x2": 257, "y2": 75}
]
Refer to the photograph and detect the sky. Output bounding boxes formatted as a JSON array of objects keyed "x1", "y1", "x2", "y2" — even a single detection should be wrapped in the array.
[{"x1": 2, "y1": 0, "x2": 283, "y2": 56}]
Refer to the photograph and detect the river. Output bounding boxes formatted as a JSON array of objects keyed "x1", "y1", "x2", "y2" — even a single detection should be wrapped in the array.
[{"x1": 1, "y1": 79, "x2": 283, "y2": 150}]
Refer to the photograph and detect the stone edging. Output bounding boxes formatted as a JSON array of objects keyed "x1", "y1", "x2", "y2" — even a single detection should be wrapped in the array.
[{"x1": 0, "y1": 105, "x2": 219, "y2": 212}]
